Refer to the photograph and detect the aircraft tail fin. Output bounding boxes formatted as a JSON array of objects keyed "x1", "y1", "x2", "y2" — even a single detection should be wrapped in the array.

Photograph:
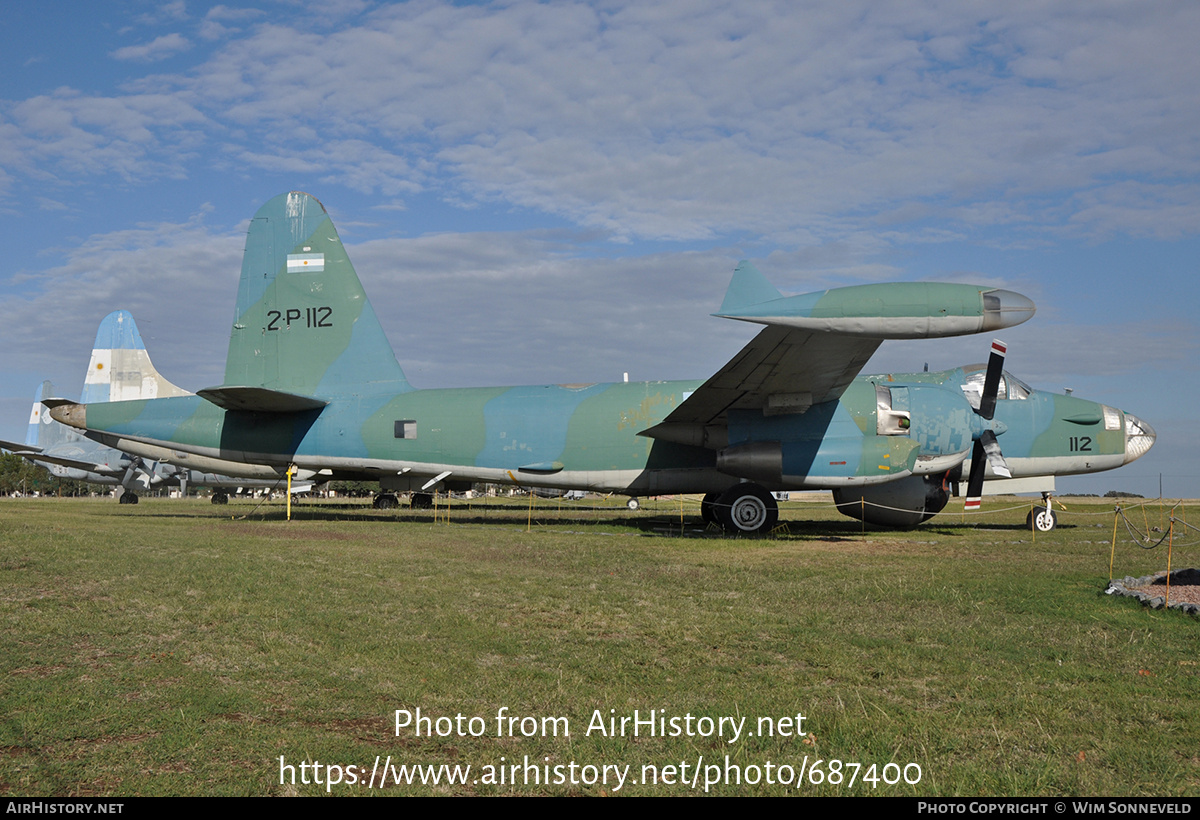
[
  {"x1": 81, "y1": 310, "x2": 191, "y2": 403},
  {"x1": 716, "y1": 261, "x2": 784, "y2": 316},
  {"x1": 221, "y1": 191, "x2": 412, "y2": 400},
  {"x1": 27, "y1": 380, "x2": 76, "y2": 450},
  {"x1": 25, "y1": 380, "x2": 50, "y2": 448}
]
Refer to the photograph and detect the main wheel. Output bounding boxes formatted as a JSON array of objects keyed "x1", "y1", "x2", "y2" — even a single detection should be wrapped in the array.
[
  {"x1": 410, "y1": 492, "x2": 433, "y2": 509},
  {"x1": 626, "y1": 497, "x2": 640, "y2": 510},
  {"x1": 1027, "y1": 507, "x2": 1057, "y2": 532},
  {"x1": 715, "y1": 484, "x2": 778, "y2": 535},
  {"x1": 119, "y1": 491, "x2": 139, "y2": 505},
  {"x1": 700, "y1": 491, "x2": 721, "y2": 524},
  {"x1": 211, "y1": 492, "x2": 229, "y2": 505},
  {"x1": 373, "y1": 493, "x2": 399, "y2": 510}
]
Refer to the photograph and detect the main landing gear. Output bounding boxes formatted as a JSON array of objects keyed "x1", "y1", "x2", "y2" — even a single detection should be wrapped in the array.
[
  {"x1": 211, "y1": 491, "x2": 229, "y2": 505},
  {"x1": 702, "y1": 483, "x2": 779, "y2": 535},
  {"x1": 373, "y1": 493, "x2": 399, "y2": 509},
  {"x1": 118, "y1": 491, "x2": 139, "y2": 505}
]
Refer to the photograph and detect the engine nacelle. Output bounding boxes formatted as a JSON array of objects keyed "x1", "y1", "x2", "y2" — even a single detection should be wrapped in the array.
[{"x1": 832, "y1": 474, "x2": 950, "y2": 528}]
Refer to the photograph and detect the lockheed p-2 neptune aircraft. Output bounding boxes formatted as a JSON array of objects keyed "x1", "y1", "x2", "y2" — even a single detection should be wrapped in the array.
[{"x1": 47, "y1": 192, "x2": 1155, "y2": 533}]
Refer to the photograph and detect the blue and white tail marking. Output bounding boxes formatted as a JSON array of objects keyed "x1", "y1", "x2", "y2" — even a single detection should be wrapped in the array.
[{"x1": 81, "y1": 310, "x2": 190, "y2": 403}]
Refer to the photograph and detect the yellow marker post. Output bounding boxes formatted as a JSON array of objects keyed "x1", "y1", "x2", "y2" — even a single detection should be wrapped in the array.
[
  {"x1": 1165, "y1": 517, "x2": 1174, "y2": 608},
  {"x1": 1108, "y1": 507, "x2": 1120, "y2": 581},
  {"x1": 286, "y1": 465, "x2": 294, "y2": 521}
]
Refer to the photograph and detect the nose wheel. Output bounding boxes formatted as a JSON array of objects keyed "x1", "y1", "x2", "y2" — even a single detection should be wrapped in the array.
[{"x1": 1026, "y1": 493, "x2": 1057, "y2": 532}]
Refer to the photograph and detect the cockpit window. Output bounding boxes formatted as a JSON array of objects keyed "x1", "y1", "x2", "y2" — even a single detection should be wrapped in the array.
[
  {"x1": 1102, "y1": 405, "x2": 1121, "y2": 431},
  {"x1": 1006, "y1": 374, "x2": 1032, "y2": 400},
  {"x1": 961, "y1": 365, "x2": 1031, "y2": 406}
]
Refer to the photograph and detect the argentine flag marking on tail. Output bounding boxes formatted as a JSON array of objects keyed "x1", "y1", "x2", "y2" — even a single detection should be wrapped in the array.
[{"x1": 287, "y1": 253, "x2": 325, "y2": 273}]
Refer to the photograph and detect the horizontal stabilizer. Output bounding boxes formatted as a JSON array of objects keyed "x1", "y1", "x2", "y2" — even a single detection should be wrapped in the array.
[
  {"x1": 196, "y1": 386, "x2": 328, "y2": 413},
  {"x1": 0, "y1": 438, "x2": 40, "y2": 455},
  {"x1": 10, "y1": 450, "x2": 117, "y2": 474}
]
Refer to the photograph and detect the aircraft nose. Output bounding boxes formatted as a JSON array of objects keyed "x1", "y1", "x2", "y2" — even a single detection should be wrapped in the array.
[
  {"x1": 982, "y1": 289, "x2": 1037, "y2": 331},
  {"x1": 1123, "y1": 412, "x2": 1155, "y2": 463}
]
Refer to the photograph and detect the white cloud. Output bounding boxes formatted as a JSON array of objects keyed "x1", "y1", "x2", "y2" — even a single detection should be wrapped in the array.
[
  {"x1": 111, "y1": 32, "x2": 192, "y2": 62},
  {"x1": 3, "y1": 89, "x2": 206, "y2": 184},
  {"x1": 2, "y1": 214, "x2": 243, "y2": 393},
  {"x1": 0, "y1": 1, "x2": 1196, "y2": 246},
  {"x1": 159, "y1": 0, "x2": 1199, "y2": 242}
]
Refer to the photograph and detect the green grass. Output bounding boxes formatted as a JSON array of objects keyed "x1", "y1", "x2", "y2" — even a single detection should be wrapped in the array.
[{"x1": 0, "y1": 496, "x2": 1196, "y2": 796}]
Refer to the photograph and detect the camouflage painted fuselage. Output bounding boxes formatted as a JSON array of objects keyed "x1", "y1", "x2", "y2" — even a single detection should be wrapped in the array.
[{"x1": 76, "y1": 363, "x2": 1151, "y2": 495}]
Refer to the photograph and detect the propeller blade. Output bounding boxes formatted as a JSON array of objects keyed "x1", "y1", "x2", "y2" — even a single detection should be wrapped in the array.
[
  {"x1": 979, "y1": 429, "x2": 1011, "y2": 479},
  {"x1": 963, "y1": 438, "x2": 987, "y2": 511},
  {"x1": 963, "y1": 430, "x2": 1010, "y2": 512},
  {"x1": 977, "y1": 339, "x2": 1006, "y2": 420},
  {"x1": 964, "y1": 340, "x2": 1013, "y2": 511}
]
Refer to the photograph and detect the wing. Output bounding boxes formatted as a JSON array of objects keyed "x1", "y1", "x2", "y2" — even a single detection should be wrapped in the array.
[
  {"x1": 641, "y1": 262, "x2": 1036, "y2": 449},
  {"x1": 641, "y1": 325, "x2": 880, "y2": 447}
]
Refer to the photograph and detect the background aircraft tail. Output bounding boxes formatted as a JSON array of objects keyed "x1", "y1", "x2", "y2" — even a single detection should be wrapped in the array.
[
  {"x1": 26, "y1": 380, "x2": 76, "y2": 450},
  {"x1": 81, "y1": 310, "x2": 191, "y2": 403},
  {"x1": 26, "y1": 380, "x2": 50, "y2": 448},
  {"x1": 222, "y1": 191, "x2": 412, "y2": 399}
]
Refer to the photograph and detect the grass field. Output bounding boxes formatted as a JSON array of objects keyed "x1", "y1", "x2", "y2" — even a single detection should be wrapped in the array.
[{"x1": 1, "y1": 495, "x2": 1196, "y2": 796}]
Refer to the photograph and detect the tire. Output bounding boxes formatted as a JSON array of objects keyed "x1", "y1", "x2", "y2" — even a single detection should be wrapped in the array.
[
  {"x1": 211, "y1": 493, "x2": 228, "y2": 505},
  {"x1": 410, "y1": 492, "x2": 433, "y2": 509},
  {"x1": 700, "y1": 491, "x2": 721, "y2": 524},
  {"x1": 119, "y1": 492, "x2": 139, "y2": 505},
  {"x1": 626, "y1": 497, "x2": 640, "y2": 511},
  {"x1": 373, "y1": 494, "x2": 399, "y2": 510},
  {"x1": 715, "y1": 484, "x2": 778, "y2": 535},
  {"x1": 1026, "y1": 507, "x2": 1057, "y2": 532}
]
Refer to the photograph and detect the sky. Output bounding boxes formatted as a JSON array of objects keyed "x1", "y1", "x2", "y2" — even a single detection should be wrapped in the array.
[{"x1": 1, "y1": 0, "x2": 1196, "y2": 498}]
